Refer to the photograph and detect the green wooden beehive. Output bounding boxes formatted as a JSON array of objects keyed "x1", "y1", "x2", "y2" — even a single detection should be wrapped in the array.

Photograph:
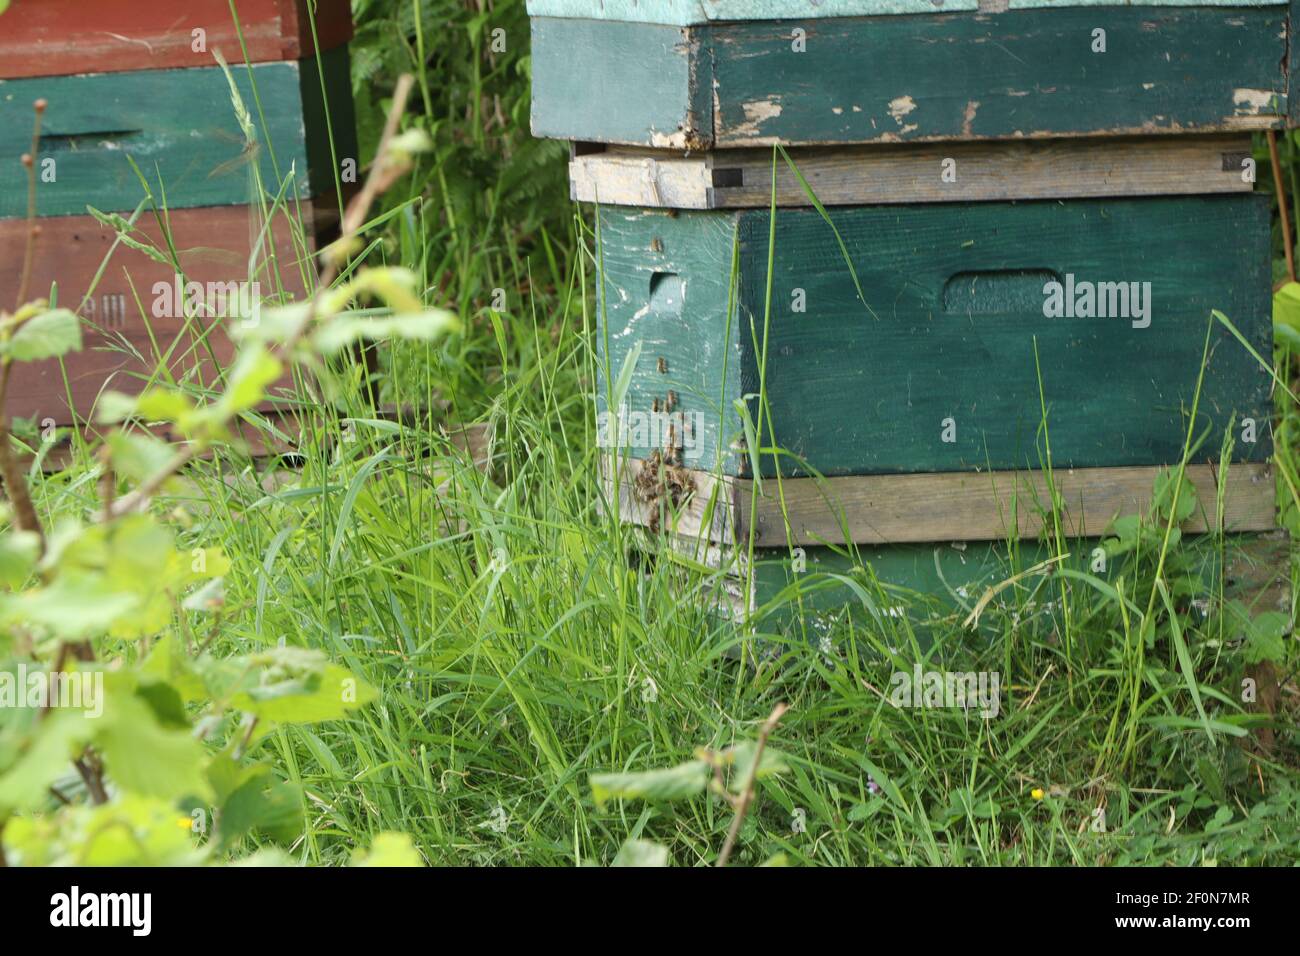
[
  {"x1": 544, "y1": 2, "x2": 1290, "y2": 621},
  {"x1": 530, "y1": 0, "x2": 1296, "y2": 148},
  {"x1": 0, "y1": 47, "x2": 353, "y2": 218},
  {"x1": 595, "y1": 196, "x2": 1274, "y2": 479}
]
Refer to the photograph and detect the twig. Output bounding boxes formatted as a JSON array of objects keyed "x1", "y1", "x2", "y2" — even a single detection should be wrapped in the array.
[
  {"x1": 15, "y1": 98, "x2": 46, "y2": 310},
  {"x1": 75, "y1": 753, "x2": 109, "y2": 805},
  {"x1": 716, "y1": 702, "x2": 789, "y2": 867},
  {"x1": 1, "y1": 101, "x2": 50, "y2": 553},
  {"x1": 1268, "y1": 129, "x2": 1296, "y2": 285}
]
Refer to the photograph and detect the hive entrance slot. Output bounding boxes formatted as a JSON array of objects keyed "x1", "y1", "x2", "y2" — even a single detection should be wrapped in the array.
[
  {"x1": 649, "y1": 271, "x2": 683, "y2": 313},
  {"x1": 942, "y1": 269, "x2": 1060, "y2": 314}
]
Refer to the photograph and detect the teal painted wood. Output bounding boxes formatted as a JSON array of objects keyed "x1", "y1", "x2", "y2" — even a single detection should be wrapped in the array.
[
  {"x1": 749, "y1": 532, "x2": 1276, "y2": 625},
  {"x1": 595, "y1": 206, "x2": 741, "y2": 472},
  {"x1": 531, "y1": 9, "x2": 1287, "y2": 146},
  {"x1": 1292, "y1": 0, "x2": 1300, "y2": 125},
  {"x1": 528, "y1": 0, "x2": 1270, "y2": 24},
  {"x1": 531, "y1": 18, "x2": 709, "y2": 148},
  {"x1": 596, "y1": 195, "x2": 1274, "y2": 478},
  {"x1": 0, "y1": 47, "x2": 354, "y2": 219}
]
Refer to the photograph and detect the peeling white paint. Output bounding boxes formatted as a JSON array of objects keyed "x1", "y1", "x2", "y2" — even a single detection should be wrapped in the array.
[
  {"x1": 887, "y1": 95, "x2": 917, "y2": 125},
  {"x1": 1232, "y1": 87, "x2": 1275, "y2": 116},
  {"x1": 730, "y1": 98, "x2": 782, "y2": 138}
]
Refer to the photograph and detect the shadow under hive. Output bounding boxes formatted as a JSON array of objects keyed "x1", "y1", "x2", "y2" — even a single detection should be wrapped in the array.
[
  {"x1": 0, "y1": 0, "x2": 356, "y2": 443},
  {"x1": 529, "y1": 0, "x2": 1292, "y2": 626}
]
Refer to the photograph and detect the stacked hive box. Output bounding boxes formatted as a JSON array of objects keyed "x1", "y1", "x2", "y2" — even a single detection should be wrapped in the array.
[
  {"x1": 531, "y1": 0, "x2": 1293, "y2": 620},
  {"x1": 0, "y1": 0, "x2": 356, "y2": 435}
]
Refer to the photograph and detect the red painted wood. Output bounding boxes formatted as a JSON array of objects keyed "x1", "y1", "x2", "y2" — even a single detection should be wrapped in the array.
[
  {"x1": 0, "y1": 0, "x2": 352, "y2": 79},
  {"x1": 0, "y1": 202, "x2": 335, "y2": 426}
]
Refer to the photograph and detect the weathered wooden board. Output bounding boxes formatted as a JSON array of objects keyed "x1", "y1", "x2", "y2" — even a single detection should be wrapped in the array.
[
  {"x1": 740, "y1": 531, "x2": 1291, "y2": 622},
  {"x1": 595, "y1": 195, "x2": 1274, "y2": 478},
  {"x1": 571, "y1": 136, "x2": 1257, "y2": 208},
  {"x1": 529, "y1": 0, "x2": 1272, "y2": 24},
  {"x1": 608, "y1": 455, "x2": 1277, "y2": 545},
  {"x1": 528, "y1": 0, "x2": 978, "y2": 23},
  {"x1": 532, "y1": 9, "x2": 1288, "y2": 147},
  {"x1": 0, "y1": 201, "x2": 331, "y2": 426},
  {"x1": 0, "y1": 46, "x2": 355, "y2": 218},
  {"x1": 0, "y1": 0, "x2": 353, "y2": 79}
]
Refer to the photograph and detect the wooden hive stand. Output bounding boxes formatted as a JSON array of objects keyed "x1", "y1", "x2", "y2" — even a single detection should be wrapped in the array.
[{"x1": 530, "y1": 0, "x2": 1294, "y2": 633}]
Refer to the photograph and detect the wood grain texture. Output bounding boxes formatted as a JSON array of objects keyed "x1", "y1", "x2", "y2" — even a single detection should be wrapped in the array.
[
  {"x1": 608, "y1": 457, "x2": 1277, "y2": 545},
  {"x1": 530, "y1": 9, "x2": 1287, "y2": 146},
  {"x1": 0, "y1": 0, "x2": 353, "y2": 78},
  {"x1": 737, "y1": 463, "x2": 1278, "y2": 545},
  {"x1": 0, "y1": 201, "x2": 331, "y2": 426},
  {"x1": 0, "y1": 46, "x2": 355, "y2": 218},
  {"x1": 571, "y1": 136, "x2": 1258, "y2": 208},
  {"x1": 597, "y1": 196, "x2": 1274, "y2": 478}
]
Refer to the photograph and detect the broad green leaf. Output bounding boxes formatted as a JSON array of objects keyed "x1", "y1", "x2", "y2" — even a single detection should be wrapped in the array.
[
  {"x1": 0, "y1": 530, "x2": 39, "y2": 588},
  {"x1": 314, "y1": 309, "x2": 459, "y2": 353},
  {"x1": 230, "y1": 300, "x2": 312, "y2": 344},
  {"x1": 134, "y1": 388, "x2": 197, "y2": 424},
  {"x1": 321, "y1": 266, "x2": 423, "y2": 317},
  {"x1": 386, "y1": 129, "x2": 434, "y2": 160},
  {"x1": 0, "y1": 708, "x2": 94, "y2": 813},
  {"x1": 93, "y1": 390, "x2": 141, "y2": 425},
  {"x1": 4, "y1": 795, "x2": 204, "y2": 866},
  {"x1": 229, "y1": 648, "x2": 378, "y2": 725},
  {"x1": 4, "y1": 308, "x2": 81, "y2": 361},
  {"x1": 1244, "y1": 611, "x2": 1290, "y2": 664},
  {"x1": 726, "y1": 741, "x2": 790, "y2": 793},
  {"x1": 590, "y1": 759, "x2": 709, "y2": 807},
  {"x1": 0, "y1": 573, "x2": 139, "y2": 639},
  {"x1": 351, "y1": 832, "x2": 424, "y2": 867},
  {"x1": 612, "y1": 838, "x2": 670, "y2": 867},
  {"x1": 108, "y1": 431, "x2": 177, "y2": 484},
  {"x1": 219, "y1": 774, "x2": 304, "y2": 847},
  {"x1": 182, "y1": 577, "x2": 226, "y2": 612},
  {"x1": 218, "y1": 344, "x2": 282, "y2": 415},
  {"x1": 96, "y1": 674, "x2": 211, "y2": 800},
  {"x1": 1273, "y1": 281, "x2": 1300, "y2": 340},
  {"x1": 140, "y1": 633, "x2": 208, "y2": 703}
]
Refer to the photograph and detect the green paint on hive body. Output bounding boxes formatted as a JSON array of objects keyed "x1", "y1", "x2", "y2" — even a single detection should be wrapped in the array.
[
  {"x1": 531, "y1": 18, "x2": 710, "y2": 148},
  {"x1": 748, "y1": 531, "x2": 1282, "y2": 626},
  {"x1": 0, "y1": 47, "x2": 354, "y2": 219},
  {"x1": 530, "y1": 9, "x2": 1287, "y2": 146},
  {"x1": 596, "y1": 196, "x2": 1273, "y2": 478}
]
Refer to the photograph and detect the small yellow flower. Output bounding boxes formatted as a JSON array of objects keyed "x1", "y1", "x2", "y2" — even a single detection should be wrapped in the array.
[
  {"x1": 177, "y1": 816, "x2": 195, "y2": 830},
  {"x1": 1030, "y1": 788, "x2": 1045, "y2": 801}
]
